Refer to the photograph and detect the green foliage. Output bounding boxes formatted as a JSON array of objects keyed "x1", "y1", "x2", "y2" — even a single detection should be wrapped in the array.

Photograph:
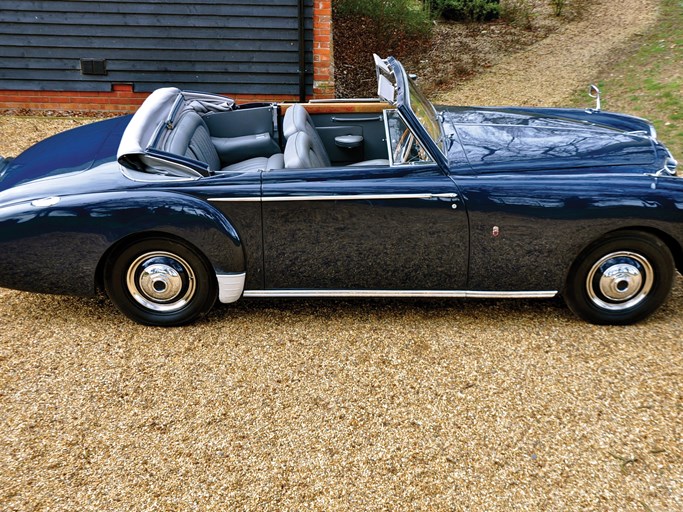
[
  {"x1": 429, "y1": 0, "x2": 501, "y2": 21},
  {"x1": 334, "y1": 0, "x2": 433, "y2": 38}
]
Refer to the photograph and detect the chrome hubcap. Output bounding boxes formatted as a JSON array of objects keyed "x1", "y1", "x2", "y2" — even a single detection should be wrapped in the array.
[
  {"x1": 586, "y1": 251, "x2": 653, "y2": 311},
  {"x1": 126, "y1": 251, "x2": 196, "y2": 312}
]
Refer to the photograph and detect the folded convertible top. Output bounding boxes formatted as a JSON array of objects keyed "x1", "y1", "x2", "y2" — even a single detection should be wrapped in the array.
[{"x1": 117, "y1": 88, "x2": 235, "y2": 163}]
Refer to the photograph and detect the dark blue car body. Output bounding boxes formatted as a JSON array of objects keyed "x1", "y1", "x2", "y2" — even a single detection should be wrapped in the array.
[{"x1": 0, "y1": 55, "x2": 679, "y2": 325}]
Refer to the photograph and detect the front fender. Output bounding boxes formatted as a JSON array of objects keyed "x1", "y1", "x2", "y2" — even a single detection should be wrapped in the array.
[{"x1": 0, "y1": 190, "x2": 244, "y2": 296}]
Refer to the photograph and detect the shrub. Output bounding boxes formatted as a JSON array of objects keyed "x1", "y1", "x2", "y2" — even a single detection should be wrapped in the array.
[{"x1": 429, "y1": 0, "x2": 501, "y2": 21}]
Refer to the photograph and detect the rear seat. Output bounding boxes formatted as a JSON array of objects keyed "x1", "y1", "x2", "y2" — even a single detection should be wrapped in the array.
[
  {"x1": 163, "y1": 110, "x2": 284, "y2": 173},
  {"x1": 221, "y1": 153, "x2": 284, "y2": 173}
]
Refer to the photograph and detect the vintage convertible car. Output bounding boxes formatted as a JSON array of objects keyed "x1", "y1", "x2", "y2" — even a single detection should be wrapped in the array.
[{"x1": 0, "y1": 55, "x2": 680, "y2": 326}]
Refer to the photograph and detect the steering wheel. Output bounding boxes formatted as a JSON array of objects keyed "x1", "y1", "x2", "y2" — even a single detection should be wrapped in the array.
[
  {"x1": 393, "y1": 128, "x2": 430, "y2": 164},
  {"x1": 393, "y1": 128, "x2": 416, "y2": 163}
]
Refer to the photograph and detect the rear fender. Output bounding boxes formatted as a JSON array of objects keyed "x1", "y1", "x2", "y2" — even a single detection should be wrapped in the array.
[
  {"x1": 0, "y1": 190, "x2": 244, "y2": 296},
  {"x1": 92, "y1": 190, "x2": 245, "y2": 273}
]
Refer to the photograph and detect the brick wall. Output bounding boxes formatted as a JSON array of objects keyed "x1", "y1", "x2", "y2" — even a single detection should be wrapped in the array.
[
  {"x1": 312, "y1": 0, "x2": 334, "y2": 99},
  {"x1": 0, "y1": 86, "x2": 303, "y2": 114},
  {"x1": 0, "y1": 3, "x2": 335, "y2": 114}
]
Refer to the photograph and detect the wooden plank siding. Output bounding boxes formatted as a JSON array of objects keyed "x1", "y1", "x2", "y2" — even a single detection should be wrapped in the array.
[{"x1": 0, "y1": 0, "x2": 314, "y2": 96}]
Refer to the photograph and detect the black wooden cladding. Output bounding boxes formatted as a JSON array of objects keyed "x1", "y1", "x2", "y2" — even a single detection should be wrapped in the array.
[{"x1": 0, "y1": 0, "x2": 314, "y2": 96}]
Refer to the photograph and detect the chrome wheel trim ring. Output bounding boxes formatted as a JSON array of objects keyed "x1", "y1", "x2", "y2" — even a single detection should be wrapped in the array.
[
  {"x1": 586, "y1": 251, "x2": 653, "y2": 311},
  {"x1": 126, "y1": 251, "x2": 196, "y2": 313}
]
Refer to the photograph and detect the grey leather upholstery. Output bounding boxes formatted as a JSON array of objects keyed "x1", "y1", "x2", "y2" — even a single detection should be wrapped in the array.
[
  {"x1": 161, "y1": 104, "x2": 385, "y2": 173},
  {"x1": 283, "y1": 104, "x2": 331, "y2": 167},
  {"x1": 212, "y1": 133, "x2": 280, "y2": 164},
  {"x1": 221, "y1": 153, "x2": 284, "y2": 173},
  {"x1": 117, "y1": 87, "x2": 181, "y2": 160},
  {"x1": 164, "y1": 110, "x2": 284, "y2": 173},
  {"x1": 284, "y1": 131, "x2": 325, "y2": 169},
  {"x1": 283, "y1": 104, "x2": 389, "y2": 167},
  {"x1": 349, "y1": 158, "x2": 390, "y2": 166},
  {"x1": 165, "y1": 111, "x2": 222, "y2": 172}
]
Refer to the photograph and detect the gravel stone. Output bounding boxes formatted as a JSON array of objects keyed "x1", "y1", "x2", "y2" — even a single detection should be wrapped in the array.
[{"x1": 0, "y1": 1, "x2": 681, "y2": 507}]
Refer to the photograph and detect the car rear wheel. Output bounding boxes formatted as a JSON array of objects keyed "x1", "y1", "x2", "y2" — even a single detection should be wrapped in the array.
[
  {"x1": 564, "y1": 231, "x2": 674, "y2": 325},
  {"x1": 104, "y1": 237, "x2": 217, "y2": 326}
]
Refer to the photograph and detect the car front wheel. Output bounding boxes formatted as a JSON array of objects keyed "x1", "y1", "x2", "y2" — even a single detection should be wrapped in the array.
[
  {"x1": 564, "y1": 231, "x2": 674, "y2": 325},
  {"x1": 104, "y1": 237, "x2": 217, "y2": 326}
]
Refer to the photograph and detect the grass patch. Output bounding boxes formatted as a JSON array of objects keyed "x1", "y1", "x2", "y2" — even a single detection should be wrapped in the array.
[{"x1": 570, "y1": 0, "x2": 682, "y2": 157}]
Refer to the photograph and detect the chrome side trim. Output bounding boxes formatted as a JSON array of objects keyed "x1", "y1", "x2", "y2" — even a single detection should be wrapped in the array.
[
  {"x1": 262, "y1": 193, "x2": 433, "y2": 202},
  {"x1": 463, "y1": 291, "x2": 557, "y2": 299},
  {"x1": 208, "y1": 197, "x2": 261, "y2": 202},
  {"x1": 209, "y1": 193, "x2": 454, "y2": 203},
  {"x1": 242, "y1": 289, "x2": 557, "y2": 299},
  {"x1": 216, "y1": 272, "x2": 246, "y2": 303}
]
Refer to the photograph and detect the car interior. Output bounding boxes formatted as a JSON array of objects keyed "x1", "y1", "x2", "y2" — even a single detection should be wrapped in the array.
[
  {"x1": 156, "y1": 101, "x2": 392, "y2": 175},
  {"x1": 117, "y1": 87, "x2": 435, "y2": 180}
]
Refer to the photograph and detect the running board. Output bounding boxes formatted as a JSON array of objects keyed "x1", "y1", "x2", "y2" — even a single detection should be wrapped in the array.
[{"x1": 217, "y1": 275, "x2": 558, "y2": 303}]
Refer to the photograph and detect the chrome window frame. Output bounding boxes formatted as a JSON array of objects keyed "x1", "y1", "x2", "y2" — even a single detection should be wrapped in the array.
[{"x1": 383, "y1": 109, "x2": 437, "y2": 167}]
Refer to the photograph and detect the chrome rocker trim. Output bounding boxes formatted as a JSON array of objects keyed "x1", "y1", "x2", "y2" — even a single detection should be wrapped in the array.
[
  {"x1": 216, "y1": 272, "x2": 246, "y2": 303},
  {"x1": 242, "y1": 290, "x2": 557, "y2": 299}
]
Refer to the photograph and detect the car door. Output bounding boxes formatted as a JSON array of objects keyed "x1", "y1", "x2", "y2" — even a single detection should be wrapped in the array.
[
  {"x1": 260, "y1": 162, "x2": 468, "y2": 291},
  {"x1": 197, "y1": 169, "x2": 265, "y2": 290}
]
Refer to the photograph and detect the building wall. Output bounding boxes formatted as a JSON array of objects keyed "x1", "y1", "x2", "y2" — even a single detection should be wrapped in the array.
[
  {"x1": 0, "y1": 0, "x2": 334, "y2": 113},
  {"x1": 312, "y1": 0, "x2": 334, "y2": 98}
]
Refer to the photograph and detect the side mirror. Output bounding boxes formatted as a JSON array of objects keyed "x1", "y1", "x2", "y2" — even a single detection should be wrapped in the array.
[{"x1": 587, "y1": 84, "x2": 601, "y2": 113}]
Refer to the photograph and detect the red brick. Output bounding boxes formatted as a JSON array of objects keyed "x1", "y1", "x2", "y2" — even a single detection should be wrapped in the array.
[{"x1": 112, "y1": 84, "x2": 133, "y2": 92}]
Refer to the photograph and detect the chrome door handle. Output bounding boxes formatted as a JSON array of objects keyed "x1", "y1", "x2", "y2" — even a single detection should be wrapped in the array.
[{"x1": 429, "y1": 192, "x2": 458, "y2": 199}]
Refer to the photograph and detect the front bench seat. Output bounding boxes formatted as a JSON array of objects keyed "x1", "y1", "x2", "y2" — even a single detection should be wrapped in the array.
[
  {"x1": 284, "y1": 131, "x2": 325, "y2": 169},
  {"x1": 282, "y1": 104, "x2": 331, "y2": 167},
  {"x1": 164, "y1": 110, "x2": 284, "y2": 173},
  {"x1": 283, "y1": 104, "x2": 389, "y2": 167}
]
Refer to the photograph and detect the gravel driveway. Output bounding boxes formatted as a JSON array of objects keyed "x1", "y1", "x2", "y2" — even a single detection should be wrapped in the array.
[
  {"x1": 1, "y1": 3, "x2": 681, "y2": 508},
  {"x1": 1, "y1": 284, "x2": 682, "y2": 510}
]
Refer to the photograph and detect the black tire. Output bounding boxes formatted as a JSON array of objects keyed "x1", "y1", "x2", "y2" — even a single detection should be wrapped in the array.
[
  {"x1": 104, "y1": 237, "x2": 217, "y2": 326},
  {"x1": 564, "y1": 231, "x2": 674, "y2": 325}
]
